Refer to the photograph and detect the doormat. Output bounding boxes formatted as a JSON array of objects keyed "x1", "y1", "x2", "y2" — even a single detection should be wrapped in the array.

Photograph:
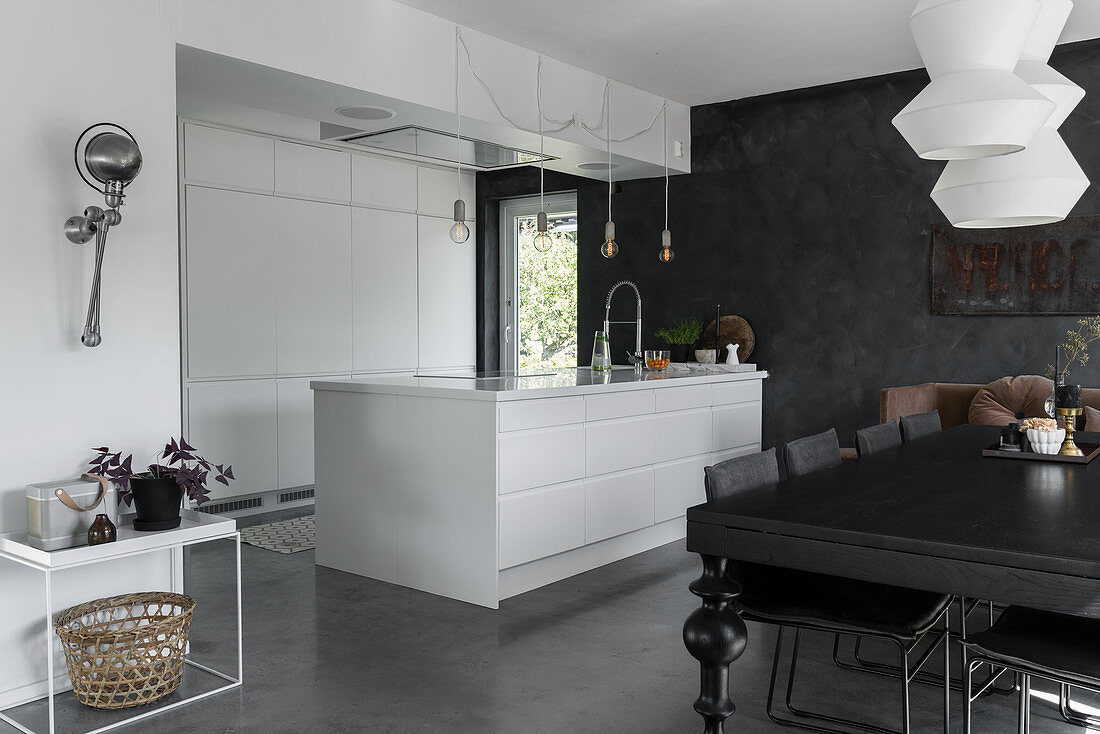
[{"x1": 239, "y1": 515, "x2": 315, "y2": 554}]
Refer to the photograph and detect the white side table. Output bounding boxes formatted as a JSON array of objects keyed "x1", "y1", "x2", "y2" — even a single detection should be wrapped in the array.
[{"x1": 0, "y1": 509, "x2": 242, "y2": 734}]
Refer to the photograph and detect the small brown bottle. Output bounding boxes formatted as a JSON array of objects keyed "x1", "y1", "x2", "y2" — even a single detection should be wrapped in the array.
[{"x1": 88, "y1": 514, "x2": 117, "y2": 545}]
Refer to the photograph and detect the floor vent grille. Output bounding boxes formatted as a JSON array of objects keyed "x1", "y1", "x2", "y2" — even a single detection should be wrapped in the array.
[
  {"x1": 197, "y1": 497, "x2": 263, "y2": 514},
  {"x1": 279, "y1": 488, "x2": 315, "y2": 504}
]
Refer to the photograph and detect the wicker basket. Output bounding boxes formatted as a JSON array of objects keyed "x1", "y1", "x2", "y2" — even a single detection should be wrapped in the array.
[{"x1": 54, "y1": 592, "x2": 196, "y2": 710}]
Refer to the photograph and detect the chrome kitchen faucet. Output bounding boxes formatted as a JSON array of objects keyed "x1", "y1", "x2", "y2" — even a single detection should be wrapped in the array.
[{"x1": 603, "y1": 281, "x2": 643, "y2": 367}]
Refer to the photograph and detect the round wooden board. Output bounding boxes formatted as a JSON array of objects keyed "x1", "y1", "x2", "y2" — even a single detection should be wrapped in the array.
[{"x1": 700, "y1": 316, "x2": 755, "y2": 364}]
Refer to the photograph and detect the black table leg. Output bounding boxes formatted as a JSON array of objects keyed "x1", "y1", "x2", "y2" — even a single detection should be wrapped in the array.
[{"x1": 683, "y1": 554, "x2": 748, "y2": 734}]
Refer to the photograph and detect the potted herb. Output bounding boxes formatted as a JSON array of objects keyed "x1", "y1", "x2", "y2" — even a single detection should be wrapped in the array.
[
  {"x1": 655, "y1": 318, "x2": 704, "y2": 363},
  {"x1": 1045, "y1": 317, "x2": 1100, "y2": 414},
  {"x1": 89, "y1": 438, "x2": 234, "y2": 531}
]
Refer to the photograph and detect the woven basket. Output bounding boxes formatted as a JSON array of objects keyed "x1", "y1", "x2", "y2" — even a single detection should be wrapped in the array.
[{"x1": 54, "y1": 592, "x2": 196, "y2": 710}]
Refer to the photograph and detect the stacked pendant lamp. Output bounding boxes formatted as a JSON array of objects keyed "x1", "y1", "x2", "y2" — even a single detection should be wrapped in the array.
[{"x1": 893, "y1": 0, "x2": 1089, "y2": 228}]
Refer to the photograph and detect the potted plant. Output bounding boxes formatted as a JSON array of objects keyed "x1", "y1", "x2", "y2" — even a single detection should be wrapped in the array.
[
  {"x1": 88, "y1": 438, "x2": 234, "y2": 531},
  {"x1": 1045, "y1": 316, "x2": 1100, "y2": 415},
  {"x1": 655, "y1": 318, "x2": 704, "y2": 363}
]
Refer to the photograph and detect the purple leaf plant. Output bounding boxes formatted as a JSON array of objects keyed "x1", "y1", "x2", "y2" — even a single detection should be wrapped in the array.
[{"x1": 89, "y1": 437, "x2": 234, "y2": 508}]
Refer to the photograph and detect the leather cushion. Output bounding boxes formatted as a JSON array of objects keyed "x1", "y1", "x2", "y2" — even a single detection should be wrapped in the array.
[
  {"x1": 732, "y1": 562, "x2": 951, "y2": 640},
  {"x1": 1086, "y1": 406, "x2": 1100, "y2": 432},
  {"x1": 961, "y1": 606, "x2": 1100, "y2": 687},
  {"x1": 968, "y1": 376, "x2": 1053, "y2": 426}
]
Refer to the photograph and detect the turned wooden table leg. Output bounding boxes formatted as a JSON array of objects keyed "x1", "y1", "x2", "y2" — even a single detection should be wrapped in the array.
[{"x1": 683, "y1": 554, "x2": 748, "y2": 734}]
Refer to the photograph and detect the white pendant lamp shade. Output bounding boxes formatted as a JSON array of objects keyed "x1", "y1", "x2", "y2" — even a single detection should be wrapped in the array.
[
  {"x1": 931, "y1": 128, "x2": 1088, "y2": 228},
  {"x1": 908, "y1": 0, "x2": 1040, "y2": 77},
  {"x1": 1016, "y1": 61, "x2": 1084, "y2": 128},
  {"x1": 894, "y1": 0, "x2": 1055, "y2": 160},
  {"x1": 893, "y1": 70, "x2": 1054, "y2": 159}
]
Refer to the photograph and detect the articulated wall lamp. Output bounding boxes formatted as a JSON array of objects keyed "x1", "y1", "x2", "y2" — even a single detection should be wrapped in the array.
[{"x1": 64, "y1": 123, "x2": 142, "y2": 347}]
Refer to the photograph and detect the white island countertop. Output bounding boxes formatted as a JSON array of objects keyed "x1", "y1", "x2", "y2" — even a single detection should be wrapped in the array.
[{"x1": 311, "y1": 366, "x2": 769, "y2": 402}]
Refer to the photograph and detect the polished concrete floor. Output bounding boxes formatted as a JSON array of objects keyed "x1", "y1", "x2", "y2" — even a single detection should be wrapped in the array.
[{"x1": 15, "y1": 509, "x2": 1095, "y2": 733}]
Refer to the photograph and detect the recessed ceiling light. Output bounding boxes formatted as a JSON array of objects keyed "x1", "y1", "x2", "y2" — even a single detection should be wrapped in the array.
[
  {"x1": 577, "y1": 161, "x2": 618, "y2": 171},
  {"x1": 336, "y1": 105, "x2": 397, "y2": 121}
]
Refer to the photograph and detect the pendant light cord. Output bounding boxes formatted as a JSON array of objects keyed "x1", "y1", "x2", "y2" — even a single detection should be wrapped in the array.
[
  {"x1": 457, "y1": 31, "x2": 664, "y2": 144},
  {"x1": 606, "y1": 81, "x2": 612, "y2": 223},
  {"x1": 538, "y1": 55, "x2": 545, "y2": 213},
  {"x1": 455, "y1": 26, "x2": 462, "y2": 199},
  {"x1": 663, "y1": 102, "x2": 668, "y2": 231}
]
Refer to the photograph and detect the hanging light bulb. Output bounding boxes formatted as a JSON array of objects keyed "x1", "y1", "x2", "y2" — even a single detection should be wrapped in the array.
[
  {"x1": 450, "y1": 199, "x2": 470, "y2": 243},
  {"x1": 602, "y1": 221, "x2": 619, "y2": 259},
  {"x1": 602, "y1": 81, "x2": 618, "y2": 259},
  {"x1": 657, "y1": 229, "x2": 674, "y2": 263},
  {"x1": 450, "y1": 26, "x2": 469, "y2": 245},
  {"x1": 532, "y1": 56, "x2": 553, "y2": 254},
  {"x1": 657, "y1": 102, "x2": 674, "y2": 264},
  {"x1": 533, "y1": 211, "x2": 553, "y2": 252}
]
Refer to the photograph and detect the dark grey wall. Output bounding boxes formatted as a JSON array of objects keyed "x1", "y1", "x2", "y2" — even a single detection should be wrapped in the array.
[{"x1": 478, "y1": 39, "x2": 1100, "y2": 450}]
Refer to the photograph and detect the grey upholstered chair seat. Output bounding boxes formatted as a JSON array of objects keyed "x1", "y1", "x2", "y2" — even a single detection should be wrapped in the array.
[
  {"x1": 782, "y1": 427, "x2": 841, "y2": 477},
  {"x1": 900, "y1": 409, "x2": 942, "y2": 442},
  {"x1": 856, "y1": 420, "x2": 902, "y2": 457}
]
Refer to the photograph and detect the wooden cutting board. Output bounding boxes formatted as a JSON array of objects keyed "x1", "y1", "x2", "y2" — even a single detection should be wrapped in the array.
[{"x1": 700, "y1": 316, "x2": 755, "y2": 364}]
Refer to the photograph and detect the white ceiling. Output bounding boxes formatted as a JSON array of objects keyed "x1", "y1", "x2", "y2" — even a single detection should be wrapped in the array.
[{"x1": 395, "y1": 0, "x2": 1100, "y2": 106}]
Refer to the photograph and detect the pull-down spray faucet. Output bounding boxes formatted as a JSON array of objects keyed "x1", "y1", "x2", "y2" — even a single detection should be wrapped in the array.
[{"x1": 603, "y1": 281, "x2": 642, "y2": 366}]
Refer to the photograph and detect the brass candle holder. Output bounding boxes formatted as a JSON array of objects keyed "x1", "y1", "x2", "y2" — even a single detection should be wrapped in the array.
[{"x1": 1057, "y1": 407, "x2": 1084, "y2": 457}]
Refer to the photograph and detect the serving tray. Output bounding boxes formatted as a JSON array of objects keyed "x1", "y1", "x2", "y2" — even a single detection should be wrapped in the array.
[{"x1": 982, "y1": 442, "x2": 1100, "y2": 464}]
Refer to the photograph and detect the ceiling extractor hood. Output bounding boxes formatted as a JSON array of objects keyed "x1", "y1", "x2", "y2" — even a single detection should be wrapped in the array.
[{"x1": 320, "y1": 122, "x2": 556, "y2": 169}]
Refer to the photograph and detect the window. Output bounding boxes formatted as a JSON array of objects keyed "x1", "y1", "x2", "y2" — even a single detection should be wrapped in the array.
[{"x1": 499, "y1": 193, "x2": 578, "y2": 371}]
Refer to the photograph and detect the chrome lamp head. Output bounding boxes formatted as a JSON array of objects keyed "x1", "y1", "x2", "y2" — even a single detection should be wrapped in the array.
[{"x1": 63, "y1": 123, "x2": 141, "y2": 347}]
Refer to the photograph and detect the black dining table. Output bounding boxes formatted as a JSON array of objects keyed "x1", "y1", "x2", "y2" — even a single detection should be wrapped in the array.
[{"x1": 682, "y1": 424, "x2": 1100, "y2": 733}]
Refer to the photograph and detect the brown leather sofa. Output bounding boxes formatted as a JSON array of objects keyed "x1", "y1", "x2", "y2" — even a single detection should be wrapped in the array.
[{"x1": 880, "y1": 380, "x2": 1100, "y2": 429}]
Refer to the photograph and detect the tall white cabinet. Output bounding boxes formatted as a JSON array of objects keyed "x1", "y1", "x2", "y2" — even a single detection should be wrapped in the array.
[{"x1": 180, "y1": 121, "x2": 477, "y2": 504}]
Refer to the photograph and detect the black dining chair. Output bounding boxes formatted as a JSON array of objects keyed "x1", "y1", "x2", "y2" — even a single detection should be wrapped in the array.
[
  {"x1": 900, "y1": 410, "x2": 942, "y2": 443},
  {"x1": 856, "y1": 420, "x2": 903, "y2": 457},
  {"x1": 962, "y1": 606, "x2": 1100, "y2": 733},
  {"x1": 782, "y1": 427, "x2": 842, "y2": 477},
  {"x1": 704, "y1": 448, "x2": 952, "y2": 734}
]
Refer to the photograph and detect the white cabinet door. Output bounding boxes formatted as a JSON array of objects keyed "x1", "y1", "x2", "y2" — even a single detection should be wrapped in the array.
[
  {"x1": 186, "y1": 380, "x2": 278, "y2": 499},
  {"x1": 276, "y1": 376, "x2": 344, "y2": 490},
  {"x1": 417, "y1": 166, "x2": 475, "y2": 219},
  {"x1": 585, "y1": 414, "x2": 655, "y2": 477},
  {"x1": 275, "y1": 141, "x2": 350, "y2": 203},
  {"x1": 585, "y1": 467, "x2": 655, "y2": 543},
  {"x1": 498, "y1": 425, "x2": 585, "y2": 494},
  {"x1": 498, "y1": 481, "x2": 585, "y2": 569},
  {"x1": 654, "y1": 408, "x2": 713, "y2": 463},
  {"x1": 351, "y1": 208, "x2": 419, "y2": 372},
  {"x1": 417, "y1": 216, "x2": 476, "y2": 369},
  {"x1": 185, "y1": 186, "x2": 277, "y2": 378},
  {"x1": 274, "y1": 198, "x2": 353, "y2": 374},
  {"x1": 653, "y1": 455, "x2": 710, "y2": 523},
  {"x1": 183, "y1": 123, "x2": 274, "y2": 192},
  {"x1": 712, "y1": 403, "x2": 763, "y2": 451},
  {"x1": 352, "y1": 154, "x2": 417, "y2": 212}
]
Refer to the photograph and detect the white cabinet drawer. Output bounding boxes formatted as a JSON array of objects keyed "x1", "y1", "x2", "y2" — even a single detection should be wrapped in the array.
[
  {"x1": 654, "y1": 455, "x2": 709, "y2": 523},
  {"x1": 499, "y1": 482, "x2": 585, "y2": 569},
  {"x1": 585, "y1": 415, "x2": 655, "y2": 477},
  {"x1": 712, "y1": 445, "x2": 758, "y2": 466},
  {"x1": 655, "y1": 384, "x2": 712, "y2": 413},
  {"x1": 499, "y1": 425, "x2": 585, "y2": 494},
  {"x1": 183, "y1": 123, "x2": 274, "y2": 191},
  {"x1": 711, "y1": 380, "x2": 762, "y2": 405},
  {"x1": 275, "y1": 140, "x2": 350, "y2": 202},
  {"x1": 654, "y1": 408, "x2": 713, "y2": 463},
  {"x1": 351, "y1": 154, "x2": 417, "y2": 211},
  {"x1": 713, "y1": 403, "x2": 762, "y2": 451},
  {"x1": 585, "y1": 390, "x2": 654, "y2": 422},
  {"x1": 586, "y1": 467, "x2": 654, "y2": 543},
  {"x1": 499, "y1": 397, "x2": 585, "y2": 432}
]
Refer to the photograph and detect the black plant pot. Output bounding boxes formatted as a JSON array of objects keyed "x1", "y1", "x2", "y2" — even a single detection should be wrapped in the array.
[
  {"x1": 130, "y1": 475, "x2": 184, "y2": 531},
  {"x1": 670, "y1": 344, "x2": 692, "y2": 363}
]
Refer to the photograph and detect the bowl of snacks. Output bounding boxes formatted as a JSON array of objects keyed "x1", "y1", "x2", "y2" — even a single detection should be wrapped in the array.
[
  {"x1": 645, "y1": 350, "x2": 670, "y2": 371},
  {"x1": 1021, "y1": 417, "x2": 1065, "y2": 455}
]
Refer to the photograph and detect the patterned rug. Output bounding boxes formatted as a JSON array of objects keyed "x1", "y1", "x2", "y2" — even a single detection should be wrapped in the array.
[{"x1": 240, "y1": 515, "x2": 315, "y2": 554}]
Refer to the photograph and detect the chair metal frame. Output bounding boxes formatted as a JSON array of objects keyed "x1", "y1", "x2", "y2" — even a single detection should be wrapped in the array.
[
  {"x1": 964, "y1": 654, "x2": 1100, "y2": 734},
  {"x1": 764, "y1": 603, "x2": 952, "y2": 734}
]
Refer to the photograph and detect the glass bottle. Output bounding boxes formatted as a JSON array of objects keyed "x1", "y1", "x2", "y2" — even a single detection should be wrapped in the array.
[
  {"x1": 591, "y1": 331, "x2": 611, "y2": 371},
  {"x1": 88, "y1": 514, "x2": 117, "y2": 545}
]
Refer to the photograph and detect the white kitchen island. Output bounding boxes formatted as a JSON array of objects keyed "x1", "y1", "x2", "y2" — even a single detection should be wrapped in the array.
[{"x1": 311, "y1": 367, "x2": 768, "y2": 608}]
